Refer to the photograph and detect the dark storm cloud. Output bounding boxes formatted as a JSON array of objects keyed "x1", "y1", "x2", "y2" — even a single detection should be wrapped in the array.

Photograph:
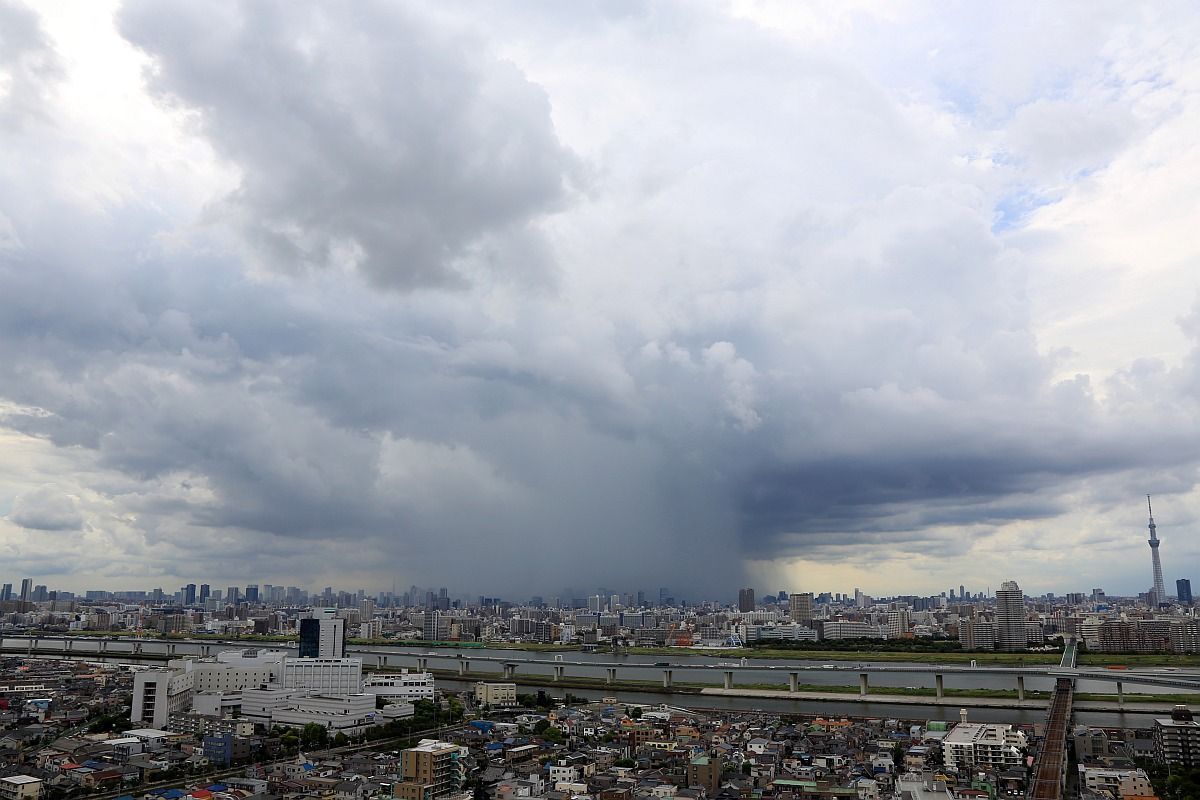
[
  {"x1": 118, "y1": 0, "x2": 576, "y2": 290},
  {"x1": 1, "y1": 2, "x2": 1199, "y2": 596}
]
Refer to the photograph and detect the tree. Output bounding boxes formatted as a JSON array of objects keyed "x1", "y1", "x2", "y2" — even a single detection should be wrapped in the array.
[
  {"x1": 533, "y1": 719, "x2": 552, "y2": 735},
  {"x1": 333, "y1": 732, "x2": 349, "y2": 747},
  {"x1": 629, "y1": 707, "x2": 642, "y2": 718},
  {"x1": 300, "y1": 722, "x2": 329, "y2": 749}
]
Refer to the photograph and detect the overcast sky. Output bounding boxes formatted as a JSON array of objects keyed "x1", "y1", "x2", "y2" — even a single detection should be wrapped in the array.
[{"x1": 1, "y1": 1, "x2": 1199, "y2": 600}]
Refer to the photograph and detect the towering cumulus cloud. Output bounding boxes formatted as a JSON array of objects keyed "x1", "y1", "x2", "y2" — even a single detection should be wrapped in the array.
[
  {"x1": 0, "y1": 1, "x2": 1198, "y2": 596},
  {"x1": 119, "y1": 0, "x2": 574, "y2": 289}
]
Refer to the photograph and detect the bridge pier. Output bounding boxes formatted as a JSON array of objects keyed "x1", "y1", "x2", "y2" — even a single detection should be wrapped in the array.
[
  {"x1": 788, "y1": 673, "x2": 798, "y2": 693},
  {"x1": 554, "y1": 665, "x2": 565, "y2": 682},
  {"x1": 935, "y1": 674, "x2": 944, "y2": 699},
  {"x1": 167, "y1": 644, "x2": 176, "y2": 656},
  {"x1": 859, "y1": 673, "x2": 869, "y2": 696},
  {"x1": 1116, "y1": 681, "x2": 1123, "y2": 705},
  {"x1": 723, "y1": 671, "x2": 734, "y2": 690},
  {"x1": 606, "y1": 668, "x2": 617, "y2": 684},
  {"x1": 202, "y1": 645, "x2": 211, "y2": 657},
  {"x1": 99, "y1": 639, "x2": 107, "y2": 652},
  {"x1": 1017, "y1": 675, "x2": 1025, "y2": 702},
  {"x1": 380, "y1": 655, "x2": 387, "y2": 667},
  {"x1": 458, "y1": 660, "x2": 469, "y2": 676},
  {"x1": 663, "y1": 669, "x2": 673, "y2": 688},
  {"x1": 65, "y1": 639, "x2": 73, "y2": 651},
  {"x1": 503, "y1": 663, "x2": 516, "y2": 679},
  {"x1": 133, "y1": 642, "x2": 142, "y2": 654},
  {"x1": 417, "y1": 657, "x2": 428, "y2": 671}
]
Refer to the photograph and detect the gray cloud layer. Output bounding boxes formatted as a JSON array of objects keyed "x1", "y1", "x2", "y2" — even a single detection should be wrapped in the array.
[
  {"x1": 0, "y1": 0, "x2": 1198, "y2": 597},
  {"x1": 120, "y1": 0, "x2": 574, "y2": 290}
]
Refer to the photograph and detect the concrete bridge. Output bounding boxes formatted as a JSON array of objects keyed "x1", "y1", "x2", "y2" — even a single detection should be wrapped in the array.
[{"x1": 1, "y1": 634, "x2": 1196, "y2": 703}]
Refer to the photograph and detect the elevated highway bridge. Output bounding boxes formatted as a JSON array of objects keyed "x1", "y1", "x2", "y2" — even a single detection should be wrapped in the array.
[{"x1": 1, "y1": 634, "x2": 1195, "y2": 701}]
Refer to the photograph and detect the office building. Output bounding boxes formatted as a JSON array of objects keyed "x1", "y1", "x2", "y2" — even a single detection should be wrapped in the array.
[
  {"x1": 0, "y1": 584, "x2": 10, "y2": 602},
  {"x1": 183, "y1": 584, "x2": 197, "y2": 605},
  {"x1": 995, "y1": 580, "x2": 1026, "y2": 652},
  {"x1": 474, "y1": 682, "x2": 518, "y2": 707},
  {"x1": 199, "y1": 584, "x2": 211, "y2": 603},
  {"x1": 279, "y1": 657, "x2": 362, "y2": 696},
  {"x1": 365, "y1": 670, "x2": 436, "y2": 703},
  {"x1": 788, "y1": 592, "x2": 813, "y2": 624},
  {"x1": 737, "y1": 588, "x2": 755, "y2": 612},
  {"x1": 1179, "y1": 578, "x2": 1193, "y2": 604},
  {"x1": 298, "y1": 608, "x2": 346, "y2": 658},
  {"x1": 1155, "y1": 706, "x2": 1200, "y2": 767},
  {"x1": 19, "y1": 578, "x2": 31, "y2": 603}
]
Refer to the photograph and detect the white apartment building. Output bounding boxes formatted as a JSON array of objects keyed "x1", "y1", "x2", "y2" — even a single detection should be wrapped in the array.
[
  {"x1": 279, "y1": 657, "x2": 363, "y2": 696},
  {"x1": 365, "y1": 670, "x2": 436, "y2": 702},
  {"x1": 1078, "y1": 766, "x2": 1154, "y2": 798},
  {"x1": 240, "y1": 686, "x2": 381, "y2": 735},
  {"x1": 942, "y1": 723, "x2": 1027, "y2": 771}
]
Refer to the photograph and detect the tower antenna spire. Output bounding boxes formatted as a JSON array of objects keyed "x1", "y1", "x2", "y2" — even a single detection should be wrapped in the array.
[{"x1": 1146, "y1": 495, "x2": 1166, "y2": 605}]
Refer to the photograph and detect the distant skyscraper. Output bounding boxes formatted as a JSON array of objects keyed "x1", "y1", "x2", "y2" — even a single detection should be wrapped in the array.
[
  {"x1": 299, "y1": 608, "x2": 346, "y2": 657},
  {"x1": 244, "y1": 584, "x2": 259, "y2": 603},
  {"x1": 19, "y1": 578, "x2": 32, "y2": 603},
  {"x1": 0, "y1": 584, "x2": 10, "y2": 602},
  {"x1": 789, "y1": 592, "x2": 814, "y2": 624},
  {"x1": 737, "y1": 588, "x2": 755, "y2": 612},
  {"x1": 1178, "y1": 579, "x2": 1193, "y2": 605},
  {"x1": 226, "y1": 586, "x2": 239, "y2": 605},
  {"x1": 995, "y1": 580, "x2": 1026, "y2": 652},
  {"x1": 1147, "y1": 496, "x2": 1167, "y2": 605},
  {"x1": 199, "y1": 584, "x2": 211, "y2": 603},
  {"x1": 183, "y1": 584, "x2": 197, "y2": 605}
]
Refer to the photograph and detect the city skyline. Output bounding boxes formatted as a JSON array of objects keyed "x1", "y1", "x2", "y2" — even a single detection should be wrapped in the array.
[{"x1": 2, "y1": 3, "x2": 1200, "y2": 597}]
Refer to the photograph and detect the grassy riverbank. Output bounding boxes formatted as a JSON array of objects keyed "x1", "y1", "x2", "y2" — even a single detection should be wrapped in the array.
[{"x1": 625, "y1": 647, "x2": 1062, "y2": 665}]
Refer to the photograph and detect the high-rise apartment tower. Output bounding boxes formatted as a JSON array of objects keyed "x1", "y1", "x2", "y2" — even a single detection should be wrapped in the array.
[{"x1": 995, "y1": 580, "x2": 1026, "y2": 652}]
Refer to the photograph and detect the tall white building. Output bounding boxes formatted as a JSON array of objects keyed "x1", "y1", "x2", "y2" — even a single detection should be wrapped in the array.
[{"x1": 299, "y1": 608, "x2": 346, "y2": 658}]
